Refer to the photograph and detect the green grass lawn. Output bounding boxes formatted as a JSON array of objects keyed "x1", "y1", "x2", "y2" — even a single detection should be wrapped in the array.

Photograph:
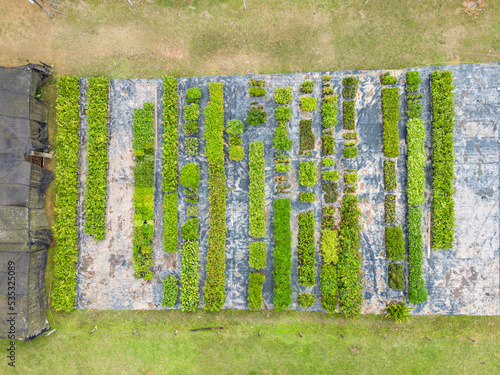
[{"x1": 2, "y1": 310, "x2": 499, "y2": 374}]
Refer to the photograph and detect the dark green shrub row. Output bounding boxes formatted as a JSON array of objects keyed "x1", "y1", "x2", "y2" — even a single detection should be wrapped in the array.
[
  {"x1": 203, "y1": 82, "x2": 227, "y2": 311},
  {"x1": 52, "y1": 76, "x2": 80, "y2": 311},
  {"x1": 132, "y1": 103, "x2": 155, "y2": 280},
  {"x1": 385, "y1": 194, "x2": 396, "y2": 224},
  {"x1": 274, "y1": 87, "x2": 292, "y2": 105},
  {"x1": 382, "y1": 87, "x2": 400, "y2": 158},
  {"x1": 408, "y1": 207, "x2": 428, "y2": 303},
  {"x1": 163, "y1": 77, "x2": 179, "y2": 252},
  {"x1": 386, "y1": 226, "x2": 405, "y2": 260},
  {"x1": 298, "y1": 211, "x2": 316, "y2": 286},
  {"x1": 247, "y1": 104, "x2": 267, "y2": 126},
  {"x1": 84, "y1": 77, "x2": 110, "y2": 240},
  {"x1": 185, "y1": 137, "x2": 198, "y2": 156},
  {"x1": 299, "y1": 192, "x2": 316, "y2": 202},
  {"x1": 322, "y1": 133, "x2": 334, "y2": 155},
  {"x1": 380, "y1": 72, "x2": 397, "y2": 85},
  {"x1": 162, "y1": 275, "x2": 178, "y2": 307},
  {"x1": 338, "y1": 194, "x2": 363, "y2": 317},
  {"x1": 300, "y1": 80, "x2": 314, "y2": 93},
  {"x1": 249, "y1": 241, "x2": 266, "y2": 269},
  {"x1": 274, "y1": 121, "x2": 293, "y2": 151},
  {"x1": 384, "y1": 159, "x2": 397, "y2": 191},
  {"x1": 300, "y1": 96, "x2": 317, "y2": 111},
  {"x1": 186, "y1": 87, "x2": 201, "y2": 103},
  {"x1": 431, "y1": 70, "x2": 456, "y2": 249},
  {"x1": 407, "y1": 118, "x2": 426, "y2": 206},
  {"x1": 342, "y1": 131, "x2": 358, "y2": 140},
  {"x1": 343, "y1": 145, "x2": 358, "y2": 158},
  {"x1": 249, "y1": 141, "x2": 265, "y2": 238},
  {"x1": 298, "y1": 293, "x2": 315, "y2": 307},
  {"x1": 300, "y1": 119, "x2": 315, "y2": 152},
  {"x1": 248, "y1": 273, "x2": 265, "y2": 311},
  {"x1": 299, "y1": 161, "x2": 317, "y2": 187},
  {"x1": 343, "y1": 100, "x2": 355, "y2": 130},
  {"x1": 388, "y1": 263, "x2": 404, "y2": 289},
  {"x1": 180, "y1": 239, "x2": 200, "y2": 311},
  {"x1": 273, "y1": 198, "x2": 292, "y2": 310}
]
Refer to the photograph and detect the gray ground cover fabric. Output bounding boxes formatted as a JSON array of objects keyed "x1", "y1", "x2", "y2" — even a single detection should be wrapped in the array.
[{"x1": 76, "y1": 63, "x2": 500, "y2": 315}]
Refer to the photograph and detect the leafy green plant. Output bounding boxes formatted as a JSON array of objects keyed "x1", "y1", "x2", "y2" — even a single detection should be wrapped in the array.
[
  {"x1": 322, "y1": 158, "x2": 335, "y2": 167},
  {"x1": 323, "y1": 206, "x2": 335, "y2": 216},
  {"x1": 382, "y1": 87, "x2": 400, "y2": 158},
  {"x1": 388, "y1": 263, "x2": 404, "y2": 290},
  {"x1": 406, "y1": 71, "x2": 422, "y2": 91},
  {"x1": 275, "y1": 106, "x2": 291, "y2": 122},
  {"x1": 299, "y1": 192, "x2": 315, "y2": 202},
  {"x1": 248, "y1": 273, "x2": 265, "y2": 311},
  {"x1": 338, "y1": 194, "x2": 363, "y2": 317},
  {"x1": 343, "y1": 100, "x2": 355, "y2": 130},
  {"x1": 203, "y1": 82, "x2": 227, "y2": 311},
  {"x1": 343, "y1": 145, "x2": 358, "y2": 158},
  {"x1": 247, "y1": 104, "x2": 267, "y2": 126},
  {"x1": 342, "y1": 131, "x2": 358, "y2": 140},
  {"x1": 386, "y1": 302, "x2": 412, "y2": 323},
  {"x1": 321, "y1": 263, "x2": 337, "y2": 313},
  {"x1": 322, "y1": 100, "x2": 338, "y2": 128},
  {"x1": 180, "y1": 239, "x2": 200, "y2": 311},
  {"x1": 162, "y1": 275, "x2": 179, "y2": 307},
  {"x1": 342, "y1": 76, "x2": 359, "y2": 86},
  {"x1": 300, "y1": 96, "x2": 317, "y2": 111},
  {"x1": 132, "y1": 102, "x2": 155, "y2": 280},
  {"x1": 180, "y1": 162, "x2": 200, "y2": 189},
  {"x1": 300, "y1": 80, "x2": 314, "y2": 93},
  {"x1": 274, "y1": 87, "x2": 292, "y2": 105},
  {"x1": 187, "y1": 204, "x2": 199, "y2": 217},
  {"x1": 249, "y1": 142, "x2": 265, "y2": 238},
  {"x1": 344, "y1": 172, "x2": 358, "y2": 186},
  {"x1": 323, "y1": 86, "x2": 334, "y2": 95},
  {"x1": 249, "y1": 86, "x2": 266, "y2": 97},
  {"x1": 380, "y1": 72, "x2": 397, "y2": 85},
  {"x1": 323, "y1": 75, "x2": 331, "y2": 82},
  {"x1": 185, "y1": 137, "x2": 198, "y2": 156},
  {"x1": 323, "y1": 170, "x2": 340, "y2": 182},
  {"x1": 52, "y1": 76, "x2": 80, "y2": 311},
  {"x1": 273, "y1": 122, "x2": 293, "y2": 151},
  {"x1": 163, "y1": 77, "x2": 179, "y2": 252},
  {"x1": 408, "y1": 207, "x2": 428, "y2": 303},
  {"x1": 298, "y1": 211, "x2": 316, "y2": 286},
  {"x1": 249, "y1": 241, "x2": 266, "y2": 269},
  {"x1": 182, "y1": 218, "x2": 199, "y2": 240},
  {"x1": 324, "y1": 191, "x2": 338, "y2": 203},
  {"x1": 386, "y1": 226, "x2": 405, "y2": 260},
  {"x1": 321, "y1": 228, "x2": 339, "y2": 264},
  {"x1": 229, "y1": 136, "x2": 242, "y2": 146},
  {"x1": 273, "y1": 198, "x2": 292, "y2": 310},
  {"x1": 385, "y1": 194, "x2": 396, "y2": 224},
  {"x1": 322, "y1": 134, "x2": 334, "y2": 155},
  {"x1": 322, "y1": 215, "x2": 335, "y2": 228},
  {"x1": 298, "y1": 293, "x2": 316, "y2": 308},
  {"x1": 226, "y1": 119, "x2": 244, "y2": 135},
  {"x1": 407, "y1": 118, "x2": 425, "y2": 206},
  {"x1": 84, "y1": 77, "x2": 110, "y2": 241},
  {"x1": 300, "y1": 119, "x2": 315, "y2": 152},
  {"x1": 229, "y1": 145, "x2": 244, "y2": 161},
  {"x1": 384, "y1": 159, "x2": 397, "y2": 191},
  {"x1": 431, "y1": 70, "x2": 456, "y2": 249},
  {"x1": 186, "y1": 87, "x2": 201, "y2": 103},
  {"x1": 299, "y1": 161, "x2": 317, "y2": 187},
  {"x1": 249, "y1": 78, "x2": 265, "y2": 87},
  {"x1": 342, "y1": 86, "x2": 356, "y2": 99},
  {"x1": 184, "y1": 121, "x2": 198, "y2": 134},
  {"x1": 275, "y1": 163, "x2": 290, "y2": 172},
  {"x1": 183, "y1": 103, "x2": 200, "y2": 122}
]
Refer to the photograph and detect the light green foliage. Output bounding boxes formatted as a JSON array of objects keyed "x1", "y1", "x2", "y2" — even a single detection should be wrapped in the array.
[
  {"x1": 52, "y1": 76, "x2": 80, "y2": 311},
  {"x1": 249, "y1": 141, "x2": 265, "y2": 238},
  {"x1": 321, "y1": 228, "x2": 339, "y2": 265},
  {"x1": 386, "y1": 302, "x2": 413, "y2": 323},
  {"x1": 300, "y1": 80, "x2": 314, "y2": 93},
  {"x1": 183, "y1": 103, "x2": 200, "y2": 122},
  {"x1": 274, "y1": 87, "x2": 292, "y2": 105},
  {"x1": 343, "y1": 145, "x2": 358, "y2": 158},
  {"x1": 162, "y1": 276, "x2": 179, "y2": 307},
  {"x1": 273, "y1": 198, "x2": 292, "y2": 310},
  {"x1": 382, "y1": 87, "x2": 400, "y2": 157},
  {"x1": 274, "y1": 121, "x2": 293, "y2": 151},
  {"x1": 187, "y1": 205, "x2": 199, "y2": 217},
  {"x1": 180, "y1": 162, "x2": 200, "y2": 189},
  {"x1": 203, "y1": 82, "x2": 227, "y2": 311},
  {"x1": 84, "y1": 77, "x2": 110, "y2": 240},
  {"x1": 322, "y1": 158, "x2": 335, "y2": 167},
  {"x1": 180, "y1": 240, "x2": 200, "y2": 312},
  {"x1": 186, "y1": 87, "x2": 201, "y2": 103},
  {"x1": 229, "y1": 145, "x2": 244, "y2": 161},
  {"x1": 226, "y1": 119, "x2": 244, "y2": 135},
  {"x1": 300, "y1": 96, "x2": 317, "y2": 111},
  {"x1": 249, "y1": 241, "x2": 266, "y2": 269},
  {"x1": 298, "y1": 293, "x2": 316, "y2": 308},
  {"x1": 299, "y1": 192, "x2": 315, "y2": 202},
  {"x1": 299, "y1": 161, "x2": 317, "y2": 187},
  {"x1": 181, "y1": 218, "x2": 199, "y2": 240},
  {"x1": 380, "y1": 72, "x2": 397, "y2": 85},
  {"x1": 323, "y1": 170, "x2": 340, "y2": 182},
  {"x1": 248, "y1": 273, "x2": 265, "y2": 311},
  {"x1": 185, "y1": 137, "x2": 198, "y2": 156},
  {"x1": 275, "y1": 106, "x2": 291, "y2": 121},
  {"x1": 407, "y1": 118, "x2": 425, "y2": 206}
]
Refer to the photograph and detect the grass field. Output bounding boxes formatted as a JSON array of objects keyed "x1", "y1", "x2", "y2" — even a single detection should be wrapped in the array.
[{"x1": 0, "y1": 0, "x2": 499, "y2": 373}]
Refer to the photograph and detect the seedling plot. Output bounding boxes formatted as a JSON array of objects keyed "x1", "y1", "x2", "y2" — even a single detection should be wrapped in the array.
[
  {"x1": 73, "y1": 64, "x2": 500, "y2": 315},
  {"x1": 77, "y1": 79, "x2": 168, "y2": 309}
]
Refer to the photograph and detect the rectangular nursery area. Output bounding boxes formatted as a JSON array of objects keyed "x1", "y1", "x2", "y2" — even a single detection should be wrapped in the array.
[{"x1": 53, "y1": 63, "x2": 500, "y2": 316}]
